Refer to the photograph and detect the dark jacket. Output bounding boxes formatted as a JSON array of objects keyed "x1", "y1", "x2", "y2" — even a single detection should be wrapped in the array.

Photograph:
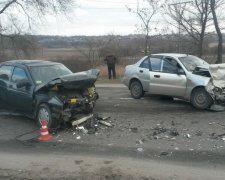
[{"x1": 104, "y1": 55, "x2": 117, "y2": 67}]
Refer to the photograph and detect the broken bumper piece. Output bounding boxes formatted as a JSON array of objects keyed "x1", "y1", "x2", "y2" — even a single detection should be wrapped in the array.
[{"x1": 72, "y1": 114, "x2": 93, "y2": 126}]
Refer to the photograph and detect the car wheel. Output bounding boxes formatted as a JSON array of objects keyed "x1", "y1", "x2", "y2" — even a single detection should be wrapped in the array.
[
  {"x1": 37, "y1": 104, "x2": 57, "y2": 128},
  {"x1": 191, "y1": 88, "x2": 213, "y2": 110},
  {"x1": 130, "y1": 81, "x2": 144, "y2": 99}
]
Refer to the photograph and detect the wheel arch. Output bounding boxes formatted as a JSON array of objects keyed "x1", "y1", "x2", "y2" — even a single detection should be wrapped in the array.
[
  {"x1": 190, "y1": 85, "x2": 208, "y2": 101},
  {"x1": 190, "y1": 86, "x2": 214, "y2": 109},
  {"x1": 129, "y1": 78, "x2": 143, "y2": 90}
]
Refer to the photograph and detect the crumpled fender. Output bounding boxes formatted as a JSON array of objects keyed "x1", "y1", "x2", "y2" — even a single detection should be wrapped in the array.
[{"x1": 208, "y1": 64, "x2": 225, "y2": 89}]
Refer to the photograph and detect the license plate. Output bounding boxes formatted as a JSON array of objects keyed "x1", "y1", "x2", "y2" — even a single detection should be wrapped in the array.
[{"x1": 71, "y1": 99, "x2": 77, "y2": 103}]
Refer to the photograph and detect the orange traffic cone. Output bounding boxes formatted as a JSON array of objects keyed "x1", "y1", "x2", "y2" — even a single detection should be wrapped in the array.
[{"x1": 38, "y1": 120, "x2": 52, "y2": 141}]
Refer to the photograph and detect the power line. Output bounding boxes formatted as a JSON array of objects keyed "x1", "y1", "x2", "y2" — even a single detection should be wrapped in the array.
[
  {"x1": 169, "y1": 1, "x2": 193, "y2": 6},
  {"x1": 81, "y1": 0, "x2": 145, "y2": 5},
  {"x1": 79, "y1": 7, "x2": 127, "y2": 9}
]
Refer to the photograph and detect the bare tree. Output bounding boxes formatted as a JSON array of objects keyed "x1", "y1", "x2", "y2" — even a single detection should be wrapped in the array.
[
  {"x1": 75, "y1": 34, "x2": 122, "y2": 67},
  {"x1": 210, "y1": 0, "x2": 223, "y2": 63},
  {"x1": 0, "y1": 0, "x2": 76, "y2": 60},
  {"x1": 75, "y1": 37, "x2": 105, "y2": 67},
  {"x1": 164, "y1": 0, "x2": 211, "y2": 57},
  {"x1": 127, "y1": 0, "x2": 162, "y2": 55}
]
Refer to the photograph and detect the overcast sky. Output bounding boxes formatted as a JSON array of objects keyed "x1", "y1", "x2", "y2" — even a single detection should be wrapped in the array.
[{"x1": 37, "y1": 0, "x2": 149, "y2": 36}]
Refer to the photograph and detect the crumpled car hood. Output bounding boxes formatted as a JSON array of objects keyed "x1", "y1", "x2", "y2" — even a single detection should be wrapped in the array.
[
  {"x1": 35, "y1": 69, "x2": 100, "y2": 92},
  {"x1": 208, "y1": 64, "x2": 225, "y2": 89}
]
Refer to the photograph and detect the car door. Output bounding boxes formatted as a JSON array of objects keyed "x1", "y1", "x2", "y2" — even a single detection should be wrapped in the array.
[
  {"x1": 137, "y1": 57, "x2": 150, "y2": 91},
  {"x1": 149, "y1": 56, "x2": 187, "y2": 97},
  {"x1": 0, "y1": 65, "x2": 13, "y2": 109},
  {"x1": 8, "y1": 66, "x2": 35, "y2": 115}
]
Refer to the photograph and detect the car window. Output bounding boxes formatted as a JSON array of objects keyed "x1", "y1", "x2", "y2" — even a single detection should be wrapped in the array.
[
  {"x1": 0, "y1": 65, "x2": 13, "y2": 80},
  {"x1": 150, "y1": 57, "x2": 162, "y2": 71},
  {"x1": 139, "y1": 58, "x2": 149, "y2": 69},
  {"x1": 179, "y1": 56, "x2": 208, "y2": 71},
  {"x1": 30, "y1": 64, "x2": 72, "y2": 85},
  {"x1": 12, "y1": 67, "x2": 29, "y2": 83},
  {"x1": 162, "y1": 60, "x2": 177, "y2": 73}
]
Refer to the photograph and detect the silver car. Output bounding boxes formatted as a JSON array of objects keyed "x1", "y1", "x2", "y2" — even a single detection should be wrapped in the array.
[{"x1": 123, "y1": 53, "x2": 225, "y2": 110}]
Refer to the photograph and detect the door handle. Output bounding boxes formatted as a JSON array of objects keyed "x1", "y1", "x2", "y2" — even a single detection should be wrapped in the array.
[
  {"x1": 154, "y1": 75, "x2": 160, "y2": 78},
  {"x1": 140, "y1": 70, "x2": 143, "y2": 73}
]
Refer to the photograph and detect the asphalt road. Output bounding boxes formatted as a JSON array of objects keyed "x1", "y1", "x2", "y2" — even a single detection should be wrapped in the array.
[{"x1": 0, "y1": 84, "x2": 225, "y2": 179}]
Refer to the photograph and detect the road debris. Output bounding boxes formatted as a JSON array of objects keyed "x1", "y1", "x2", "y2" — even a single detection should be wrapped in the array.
[
  {"x1": 160, "y1": 151, "x2": 169, "y2": 156},
  {"x1": 99, "y1": 120, "x2": 113, "y2": 127},
  {"x1": 134, "y1": 148, "x2": 144, "y2": 153},
  {"x1": 196, "y1": 130, "x2": 202, "y2": 137},
  {"x1": 136, "y1": 140, "x2": 144, "y2": 144},
  {"x1": 170, "y1": 129, "x2": 179, "y2": 136},
  {"x1": 72, "y1": 114, "x2": 93, "y2": 126},
  {"x1": 209, "y1": 104, "x2": 225, "y2": 112},
  {"x1": 130, "y1": 127, "x2": 138, "y2": 133},
  {"x1": 76, "y1": 126, "x2": 85, "y2": 131},
  {"x1": 70, "y1": 115, "x2": 114, "y2": 136},
  {"x1": 153, "y1": 125, "x2": 167, "y2": 135},
  {"x1": 187, "y1": 134, "x2": 191, "y2": 138}
]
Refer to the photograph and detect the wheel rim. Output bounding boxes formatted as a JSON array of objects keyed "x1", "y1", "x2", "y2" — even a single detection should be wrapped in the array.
[
  {"x1": 132, "y1": 85, "x2": 141, "y2": 97},
  {"x1": 194, "y1": 92, "x2": 207, "y2": 106},
  {"x1": 38, "y1": 107, "x2": 50, "y2": 125}
]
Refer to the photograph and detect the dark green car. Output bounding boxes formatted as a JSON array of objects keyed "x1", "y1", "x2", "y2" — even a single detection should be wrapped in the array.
[{"x1": 0, "y1": 60, "x2": 99, "y2": 128}]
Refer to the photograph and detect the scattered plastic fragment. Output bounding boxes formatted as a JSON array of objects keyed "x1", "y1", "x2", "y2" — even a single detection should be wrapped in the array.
[
  {"x1": 160, "y1": 152, "x2": 169, "y2": 156},
  {"x1": 99, "y1": 120, "x2": 113, "y2": 127},
  {"x1": 187, "y1": 134, "x2": 191, "y2": 138},
  {"x1": 170, "y1": 129, "x2": 179, "y2": 136},
  {"x1": 136, "y1": 140, "x2": 144, "y2": 144},
  {"x1": 130, "y1": 127, "x2": 138, "y2": 133},
  {"x1": 72, "y1": 114, "x2": 93, "y2": 126},
  {"x1": 137, "y1": 148, "x2": 143, "y2": 153}
]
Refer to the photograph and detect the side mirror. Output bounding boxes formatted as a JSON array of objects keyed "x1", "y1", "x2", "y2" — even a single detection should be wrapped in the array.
[
  {"x1": 177, "y1": 69, "x2": 185, "y2": 75},
  {"x1": 16, "y1": 79, "x2": 31, "y2": 88}
]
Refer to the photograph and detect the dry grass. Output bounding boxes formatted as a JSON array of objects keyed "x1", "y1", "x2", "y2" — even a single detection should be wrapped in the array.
[
  {"x1": 95, "y1": 65, "x2": 125, "y2": 78},
  {"x1": 36, "y1": 48, "x2": 83, "y2": 60}
]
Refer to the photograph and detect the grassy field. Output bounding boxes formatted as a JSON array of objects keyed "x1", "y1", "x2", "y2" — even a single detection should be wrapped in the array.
[
  {"x1": 95, "y1": 65, "x2": 125, "y2": 79},
  {"x1": 35, "y1": 48, "x2": 225, "y2": 80},
  {"x1": 35, "y1": 48, "x2": 133, "y2": 79}
]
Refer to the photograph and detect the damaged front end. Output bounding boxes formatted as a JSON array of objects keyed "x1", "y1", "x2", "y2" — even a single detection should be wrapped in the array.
[
  {"x1": 35, "y1": 69, "x2": 100, "y2": 125},
  {"x1": 205, "y1": 64, "x2": 225, "y2": 110}
]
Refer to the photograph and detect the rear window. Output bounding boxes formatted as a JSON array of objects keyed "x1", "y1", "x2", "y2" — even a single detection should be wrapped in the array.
[{"x1": 150, "y1": 57, "x2": 162, "y2": 71}]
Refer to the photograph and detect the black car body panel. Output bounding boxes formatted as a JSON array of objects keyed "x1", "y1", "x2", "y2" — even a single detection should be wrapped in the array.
[{"x1": 0, "y1": 60, "x2": 100, "y2": 127}]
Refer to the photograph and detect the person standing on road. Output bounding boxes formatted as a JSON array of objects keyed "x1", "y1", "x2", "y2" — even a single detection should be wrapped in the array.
[{"x1": 104, "y1": 51, "x2": 117, "y2": 80}]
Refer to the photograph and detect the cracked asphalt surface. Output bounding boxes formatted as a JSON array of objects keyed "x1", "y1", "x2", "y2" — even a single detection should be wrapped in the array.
[{"x1": 0, "y1": 84, "x2": 225, "y2": 179}]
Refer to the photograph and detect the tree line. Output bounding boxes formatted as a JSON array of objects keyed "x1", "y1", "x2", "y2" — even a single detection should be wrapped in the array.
[
  {"x1": 127, "y1": 0, "x2": 225, "y2": 63},
  {"x1": 0, "y1": 0, "x2": 224, "y2": 64}
]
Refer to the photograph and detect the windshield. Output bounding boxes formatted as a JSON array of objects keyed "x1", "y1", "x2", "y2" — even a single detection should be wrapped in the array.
[
  {"x1": 30, "y1": 64, "x2": 72, "y2": 85},
  {"x1": 179, "y1": 56, "x2": 209, "y2": 71}
]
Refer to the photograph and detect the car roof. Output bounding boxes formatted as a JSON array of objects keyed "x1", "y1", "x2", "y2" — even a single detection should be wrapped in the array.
[
  {"x1": 1, "y1": 60, "x2": 61, "y2": 67},
  {"x1": 151, "y1": 53, "x2": 190, "y2": 58}
]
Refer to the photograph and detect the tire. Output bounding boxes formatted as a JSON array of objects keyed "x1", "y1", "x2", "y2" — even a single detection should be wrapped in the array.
[
  {"x1": 37, "y1": 104, "x2": 57, "y2": 128},
  {"x1": 191, "y1": 88, "x2": 213, "y2": 110},
  {"x1": 130, "y1": 81, "x2": 144, "y2": 99}
]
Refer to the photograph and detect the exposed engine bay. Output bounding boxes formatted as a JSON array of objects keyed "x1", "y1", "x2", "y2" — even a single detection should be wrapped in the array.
[
  {"x1": 193, "y1": 64, "x2": 225, "y2": 110},
  {"x1": 35, "y1": 69, "x2": 100, "y2": 125}
]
